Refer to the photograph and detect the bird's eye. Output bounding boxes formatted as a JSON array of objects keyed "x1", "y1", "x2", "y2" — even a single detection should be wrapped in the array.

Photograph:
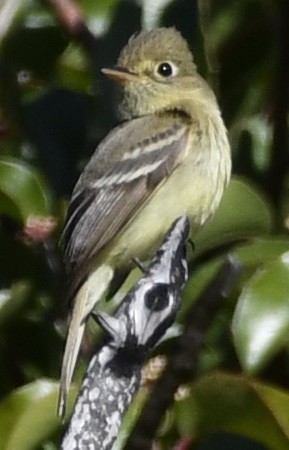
[{"x1": 156, "y1": 61, "x2": 178, "y2": 79}]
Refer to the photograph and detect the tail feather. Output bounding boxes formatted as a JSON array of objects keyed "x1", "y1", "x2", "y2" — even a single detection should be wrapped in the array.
[
  {"x1": 58, "y1": 281, "x2": 88, "y2": 419},
  {"x1": 58, "y1": 265, "x2": 114, "y2": 419}
]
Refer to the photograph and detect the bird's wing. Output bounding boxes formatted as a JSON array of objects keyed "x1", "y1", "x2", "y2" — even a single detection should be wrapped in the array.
[
  {"x1": 61, "y1": 113, "x2": 191, "y2": 293},
  {"x1": 58, "y1": 114, "x2": 191, "y2": 418}
]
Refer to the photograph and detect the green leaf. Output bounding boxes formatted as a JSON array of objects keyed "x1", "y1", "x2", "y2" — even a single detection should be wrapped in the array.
[
  {"x1": 0, "y1": 158, "x2": 50, "y2": 223},
  {"x1": 81, "y1": 0, "x2": 120, "y2": 31},
  {"x1": 0, "y1": 281, "x2": 32, "y2": 328},
  {"x1": 176, "y1": 373, "x2": 289, "y2": 450},
  {"x1": 194, "y1": 177, "x2": 273, "y2": 254},
  {"x1": 0, "y1": 379, "x2": 77, "y2": 450},
  {"x1": 232, "y1": 238, "x2": 289, "y2": 268},
  {"x1": 56, "y1": 44, "x2": 92, "y2": 92},
  {"x1": 232, "y1": 252, "x2": 289, "y2": 374},
  {"x1": 231, "y1": 114, "x2": 272, "y2": 171},
  {"x1": 181, "y1": 238, "x2": 289, "y2": 323},
  {"x1": 0, "y1": 380, "x2": 59, "y2": 450},
  {"x1": 0, "y1": 0, "x2": 24, "y2": 44}
]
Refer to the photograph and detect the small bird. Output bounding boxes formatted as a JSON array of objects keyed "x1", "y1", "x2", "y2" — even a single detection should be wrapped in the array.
[{"x1": 58, "y1": 27, "x2": 231, "y2": 417}]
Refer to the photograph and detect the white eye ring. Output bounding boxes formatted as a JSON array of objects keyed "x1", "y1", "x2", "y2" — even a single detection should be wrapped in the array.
[{"x1": 155, "y1": 61, "x2": 179, "y2": 79}]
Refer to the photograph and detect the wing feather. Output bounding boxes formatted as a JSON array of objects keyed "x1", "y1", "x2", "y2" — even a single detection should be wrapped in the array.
[{"x1": 61, "y1": 113, "x2": 190, "y2": 293}]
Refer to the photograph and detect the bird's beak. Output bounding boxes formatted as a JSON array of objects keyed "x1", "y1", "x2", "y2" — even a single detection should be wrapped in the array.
[{"x1": 101, "y1": 66, "x2": 138, "y2": 83}]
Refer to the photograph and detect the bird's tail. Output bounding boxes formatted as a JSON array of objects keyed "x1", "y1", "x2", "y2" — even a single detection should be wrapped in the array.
[{"x1": 58, "y1": 265, "x2": 114, "y2": 419}]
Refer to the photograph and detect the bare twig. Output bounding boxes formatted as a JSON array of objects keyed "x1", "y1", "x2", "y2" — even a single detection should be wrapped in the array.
[{"x1": 44, "y1": 0, "x2": 86, "y2": 37}]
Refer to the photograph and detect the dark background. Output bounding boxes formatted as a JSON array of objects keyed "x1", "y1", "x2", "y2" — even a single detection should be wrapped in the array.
[{"x1": 0, "y1": 1, "x2": 289, "y2": 448}]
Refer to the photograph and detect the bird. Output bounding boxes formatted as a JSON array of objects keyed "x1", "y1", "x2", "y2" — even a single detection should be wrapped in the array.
[{"x1": 58, "y1": 27, "x2": 231, "y2": 418}]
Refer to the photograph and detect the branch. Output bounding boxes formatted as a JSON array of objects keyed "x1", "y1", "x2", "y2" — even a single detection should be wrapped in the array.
[
  {"x1": 124, "y1": 255, "x2": 242, "y2": 450},
  {"x1": 61, "y1": 216, "x2": 190, "y2": 450}
]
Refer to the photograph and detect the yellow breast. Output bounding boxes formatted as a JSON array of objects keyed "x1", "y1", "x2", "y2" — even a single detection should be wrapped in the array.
[{"x1": 104, "y1": 120, "x2": 231, "y2": 267}]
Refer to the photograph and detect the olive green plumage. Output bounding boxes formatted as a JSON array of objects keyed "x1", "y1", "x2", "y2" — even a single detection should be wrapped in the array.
[{"x1": 58, "y1": 27, "x2": 231, "y2": 418}]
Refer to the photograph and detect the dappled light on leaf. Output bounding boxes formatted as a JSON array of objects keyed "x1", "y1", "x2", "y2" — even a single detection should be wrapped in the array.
[
  {"x1": 0, "y1": 158, "x2": 50, "y2": 222},
  {"x1": 232, "y1": 252, "x2": 289, "y2": 374},
  {"x1": 0, "y1": 380, "x2": 77, "y2": 450},
  {"x1": 176, "y1": 373, "x2": 289, "y2": 450}
]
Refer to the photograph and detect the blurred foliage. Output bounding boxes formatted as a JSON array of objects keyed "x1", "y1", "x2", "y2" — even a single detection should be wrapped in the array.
[{"x1": 0, "y1": 0, "x2": 289, "y2": 449}]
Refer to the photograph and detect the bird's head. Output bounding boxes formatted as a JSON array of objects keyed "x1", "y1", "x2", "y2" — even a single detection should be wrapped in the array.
[{"x1": 101, "y1": 28, "x2": 212, "y2": 120}]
